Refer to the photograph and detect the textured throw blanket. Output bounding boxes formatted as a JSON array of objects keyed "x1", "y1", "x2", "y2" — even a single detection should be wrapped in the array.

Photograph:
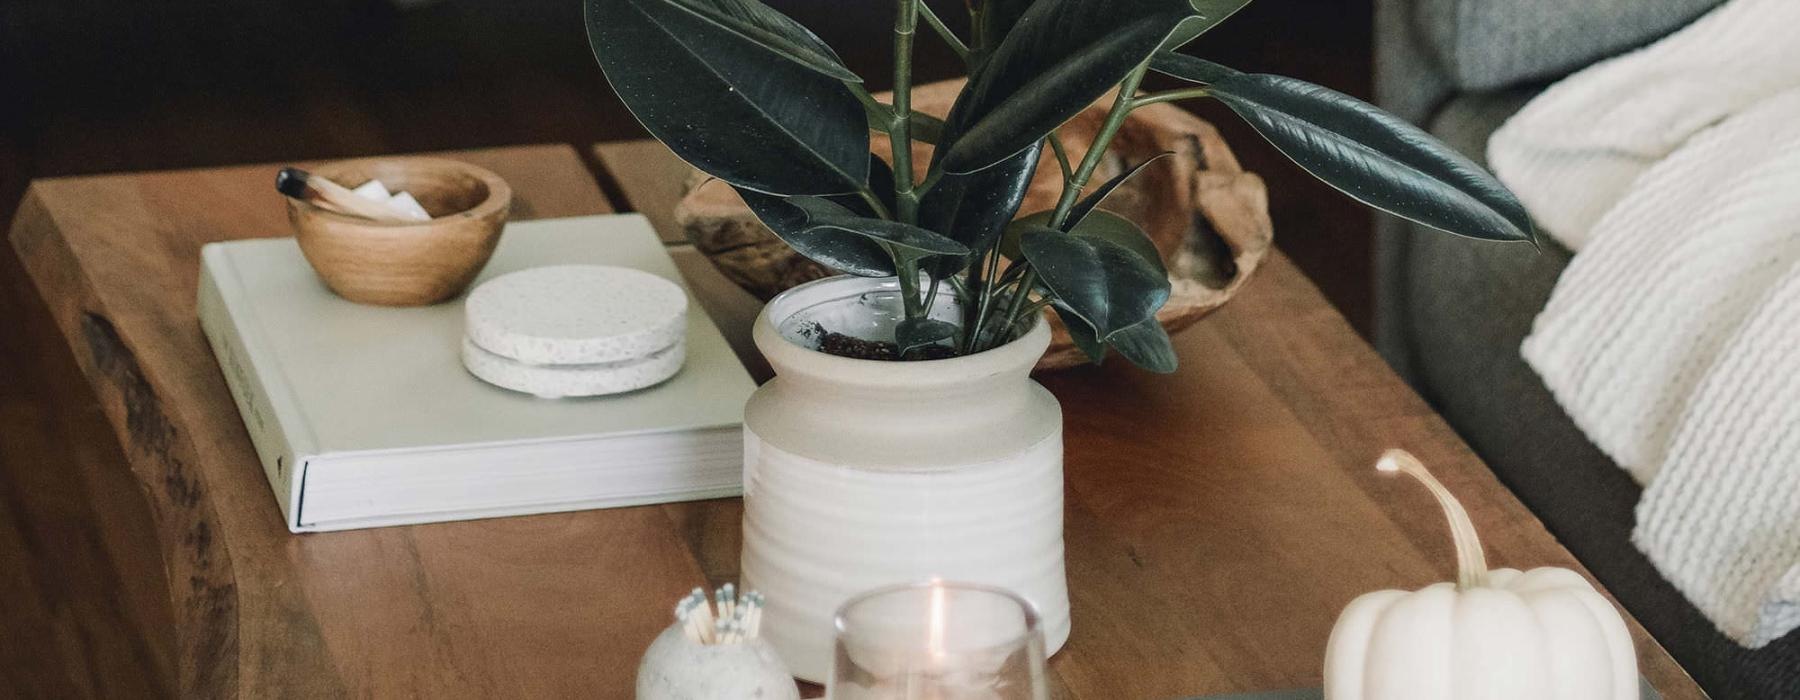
[{"x1": 1488, "y1": 0, "x2": 1800, "y2": 648}]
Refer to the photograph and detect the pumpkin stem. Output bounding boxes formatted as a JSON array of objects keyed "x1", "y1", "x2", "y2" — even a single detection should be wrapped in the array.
[{"x1": 1376, "y1": 449, "x2": 1489, "y2": 590}]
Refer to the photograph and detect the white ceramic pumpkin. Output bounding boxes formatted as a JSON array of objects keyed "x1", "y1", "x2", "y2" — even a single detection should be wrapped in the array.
[{"x1": 1323, "y1": 450, "x2": 1638, "y2": 700}]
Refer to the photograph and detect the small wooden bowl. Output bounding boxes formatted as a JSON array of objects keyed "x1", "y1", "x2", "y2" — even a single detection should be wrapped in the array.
[{"x1": 288, "y1": 157, "x2": 512, "y2": 306}]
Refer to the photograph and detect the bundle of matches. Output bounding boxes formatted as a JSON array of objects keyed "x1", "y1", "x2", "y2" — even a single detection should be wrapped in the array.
[{"x1": 674, "y1": 583, "x2": 765, "y2": 645}]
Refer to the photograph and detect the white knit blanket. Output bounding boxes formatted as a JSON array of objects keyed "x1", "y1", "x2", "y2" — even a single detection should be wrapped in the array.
[{"x1": 1488, "y1": 0, "x2": 1800, "y2": 649}]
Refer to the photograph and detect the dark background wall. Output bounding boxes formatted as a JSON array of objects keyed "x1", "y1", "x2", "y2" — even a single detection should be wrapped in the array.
[{"x1": 0, "y1": 0, "x2": 1375, "y2": 330}]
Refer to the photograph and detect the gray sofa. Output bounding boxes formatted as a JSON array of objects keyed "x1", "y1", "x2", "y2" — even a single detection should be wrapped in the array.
[{"x1": 1372, "y1": 1, "x2": 1800, "y2": 697}]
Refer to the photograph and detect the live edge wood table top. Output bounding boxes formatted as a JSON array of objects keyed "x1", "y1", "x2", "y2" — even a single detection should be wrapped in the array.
[{"x1": 4, "y1": 142, "x2": 1704, "y2": 698}]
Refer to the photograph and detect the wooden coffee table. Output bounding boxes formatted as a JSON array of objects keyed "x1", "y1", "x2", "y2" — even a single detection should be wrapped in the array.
[{"x1": 3, "y1": 142, "x2": 1704, "y2": 698}]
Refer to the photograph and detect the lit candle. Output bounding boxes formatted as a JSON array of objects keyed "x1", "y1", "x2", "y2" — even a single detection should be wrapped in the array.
[
  {"x1": 928, "y1": 580, "x2": 948, "y2": 663},
  {"x1": 831, "y1": 582, "x2": 1044, "y2": 700}
]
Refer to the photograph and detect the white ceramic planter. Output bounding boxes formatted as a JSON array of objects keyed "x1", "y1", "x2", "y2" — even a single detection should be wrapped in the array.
[{"x1": 740, "y1": 275, "x2": 1070, "y2": 683}]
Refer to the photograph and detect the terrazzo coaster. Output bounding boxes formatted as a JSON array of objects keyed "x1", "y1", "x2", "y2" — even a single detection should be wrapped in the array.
[
  {"x1": 465, "y1": 264, "x2": 688, "y2": 365},
  {"x1": 461, "y1": 337, "x2": 686, "y2": 399}
]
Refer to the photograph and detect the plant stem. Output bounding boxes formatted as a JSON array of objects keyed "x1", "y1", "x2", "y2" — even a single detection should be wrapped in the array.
[
  {"x1": 896, "y1": 257, "x2": 924, "y2": 319},
  {"x1": 922, "y1": 271, "x2": 941, "y2": 314},
  {"x1": 1008, "y1": 297, "x2": 1054, "y2": 332},
  {"x1": 889, "y1": 0, "x2": 928, "y2": 324},
  {"x1": 992, "y1": 262, "x2": 1036, "y2": 345},
  {"x1": 997, "y1": 258, "x2": 1026, "y2": 286},
  {"x1": 960, "y1": 238, "x2": 1002, "y2": 353},
  {"x1": 1130, "y1": 87, "x2": 1211, "y2": 108},
  {"x1": 848, "y1": 82, "x2": 885, "y2": 120},
  {"x1": 976, "y1": 270, "x2": 1037, "y2": 350},
  {"x1": 963, "y1": 244, "x2": 1006, "y2": 353},
  {"x1": 1051, "y1": 64, "x2": 1151, "y2": 229},
  {"x1": 1048, "y1": 132, "x2": 1075, "y2": 182},
  {"x1": 914, "y1": 168, "x2": 945, "y2": 199},
  {"x1": 856, "y1": 187, "x2": 894, "y2": 219},
  {"x1": 977, "y1": 62, "x2": 1153, "y2": 352},
  {"x1": 917, "y1": 2, "x2": 969, "y2": 60},
  {"x1": 966, "y1": 0, "x2": 986, "y2": 53},
  {"x1": 890, "y1": 0, "x2": 920, "y2": 227}
]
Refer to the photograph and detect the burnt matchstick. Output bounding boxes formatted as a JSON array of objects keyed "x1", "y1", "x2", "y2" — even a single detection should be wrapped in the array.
[{"x1": 275, "y1": 167, "x2": 420, "y2": 223}]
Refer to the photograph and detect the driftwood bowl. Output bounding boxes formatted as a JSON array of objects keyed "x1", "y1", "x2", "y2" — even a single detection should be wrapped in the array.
[
  {"x1": 289, "y1": 157, "x2": 512, "y2": 306},
  {"x1": 676, "y1": 79, "x2": 1273, "y2": 371}
]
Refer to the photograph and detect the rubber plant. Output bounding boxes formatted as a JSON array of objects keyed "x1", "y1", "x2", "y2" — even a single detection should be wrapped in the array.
[{"x1": 585, "y1": 0, "x2": 1534, "y2": 371}]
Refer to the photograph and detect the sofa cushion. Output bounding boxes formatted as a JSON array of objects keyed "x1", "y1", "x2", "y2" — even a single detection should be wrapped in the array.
[
  {"x1": 1387, "y1": 89, "x2": 1800, "y2": 699},
  {"x1": 1414, "y1": 0, "x2": 1723, "y2": 90}
]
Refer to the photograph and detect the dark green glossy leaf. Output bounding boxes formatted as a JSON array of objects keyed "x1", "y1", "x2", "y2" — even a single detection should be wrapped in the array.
[
  {"x1": 1159, "y1": 0, "x2": 1252, "y2": 51},
  {"x1": 1109, "y1": 316, "x2": 1177, "y2": 372},
  {"x1": 586, "y1": 0, "x2": 868, "y2": 195},
  {"x1": 896, "y1": 318, "x2": 959, "y2": 355},
  {"x1": 1000, "y1": 209, "x2": 1053, "y2": 260},
  {"x1": 1066, "y1": 210, "x2": 1166, "y2": 277},
  {"x1": 736, "y1": 188, "x2": 895, "y2": 276},
  {"x1": 1052, "y1": 304, "x2": 1107, "y2": 364},
  {"x1": 999, "y1": 209, "x2": 1161, "y2": 274},
  {"x1": 789, "y1": 197, "x2": 972, "y2": 257},
  {"x1": 973, "y1": 0, "x2": 1037, "y2": 67},
  {"x1": 905, "y1": 112, "x2": 947, "y2": 144},
  {"x1": 655, "y1": 0, "x2": 861, "y2": 81},
  {"x1": 920, "y1": 144, "x2": 1042, "y2": 277},
  {"x1": 1148, "y1": 50, "x2": 1237, "y2": 85},
  {"x1": 1159, "y1": 61, "x2": 1534, "y2": 243},
  {"x1": 865, "y1": 102, "x2": 948, "y2": 144},
  {"x1": 934, "y1": 0, "x2": 1200, "y2": 174},
  {"x1": 1020, "y1": 225, "x2": 1170, "y2": 338},
  {"x1": 1064, "y1": 152, "x2": 1172, "y2": 229},
  {"x1": 857, "y1": 154, "x2": 899, "y2": 218}
]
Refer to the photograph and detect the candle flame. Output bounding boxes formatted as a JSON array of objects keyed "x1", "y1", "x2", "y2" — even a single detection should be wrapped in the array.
[{"x1": 927, "y1": 579, "x2": 947, "y2": 661}]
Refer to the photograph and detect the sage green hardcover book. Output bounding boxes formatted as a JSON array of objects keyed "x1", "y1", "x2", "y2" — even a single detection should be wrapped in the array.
[{"x1": 198, "y1": 214, "x2": 756, "y2": 532}]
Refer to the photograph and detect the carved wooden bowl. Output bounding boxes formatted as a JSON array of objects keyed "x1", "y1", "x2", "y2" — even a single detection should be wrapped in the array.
[{"x1": 675, "y1": 79, "x2": 1273, "y2": 371}]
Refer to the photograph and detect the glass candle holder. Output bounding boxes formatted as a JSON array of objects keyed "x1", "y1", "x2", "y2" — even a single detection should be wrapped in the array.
[{"x1": 829, "y1": 581, "x2": 1049, "y2": 700}]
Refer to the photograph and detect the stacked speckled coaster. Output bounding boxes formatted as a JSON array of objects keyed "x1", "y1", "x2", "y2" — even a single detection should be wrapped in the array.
[{"x1": 462, "y1": 264, "x2": 688, "y2": 399}]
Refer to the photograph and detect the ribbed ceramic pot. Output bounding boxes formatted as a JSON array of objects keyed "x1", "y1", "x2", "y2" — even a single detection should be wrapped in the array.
[{"x1": 740, "y1": 275, "x2": 1070, "y2": 683}]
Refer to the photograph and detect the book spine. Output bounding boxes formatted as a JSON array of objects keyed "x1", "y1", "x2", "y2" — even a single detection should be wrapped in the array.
[{"x1": 196, "y1": 245, "x2": 309, "y2": 531}]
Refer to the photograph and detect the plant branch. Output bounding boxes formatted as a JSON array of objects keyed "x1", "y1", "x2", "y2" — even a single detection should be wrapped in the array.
[
  {"x1": 888, "y1": 0, "x2": 930, "y2": 323},
  {"x1": 856, "y1": 187, "x2": 894, "y2": 220},
  {"x1": 917, "y1": 2, "x2": 970, "y2": 61},
  {"x1": 1130, "y1": 86, "x2": 1211, "y2": 109},
  {"x1": 1048, "y1": 132, "x2": 1075, "y2": 183},
  {"x1": 1052, "y1": 63, "x2": 1150, "y2": 229},
  {"x1": 914, "y1": 168, "x2": 946, "y2": 200},
  {"x1": 964, "y1": 240, "x2": 1008, "y2": 353},
  {"x1": 994, "y1": 257, "x2": 1027, "y2": 289},
  {"x1": 959, "y1": 250, "x2": 987, "y2": 351},
  {"x1": 946, "y1": 273, "x2": 967, "y2": 299},
  {"x1": 848, "y1": 82, "x2": 884, "y2": 119},
  {"x1": 1007, "y1": 297, "x2": 1054, "y2": 336},
  {"x1": 890, "y1": 0, "x2": 921, "y2": 228},
  {"x1": 976, "y1": 62, "x2": 1154, "y2": 353},
  {"x1": 992, "y1": 259, "x2": 1037, "y2": 346},
  {"x1": 895, "y1": 253, "x2": 925, "y2": 320},
  {"x1": 966, "y1": 248, "x2": 1032, "y2": 352},
  {"x1": 1012, "y1": 297, "x2": 1052, "y2": 322},
  {"x1": 978, "y1": 269, "x2": 1038, "y2": 349}
]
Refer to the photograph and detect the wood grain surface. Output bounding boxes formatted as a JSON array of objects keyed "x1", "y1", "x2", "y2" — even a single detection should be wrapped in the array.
[{"x1": 2, "y1": 142, "x2": 1704, "y2": 698}]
